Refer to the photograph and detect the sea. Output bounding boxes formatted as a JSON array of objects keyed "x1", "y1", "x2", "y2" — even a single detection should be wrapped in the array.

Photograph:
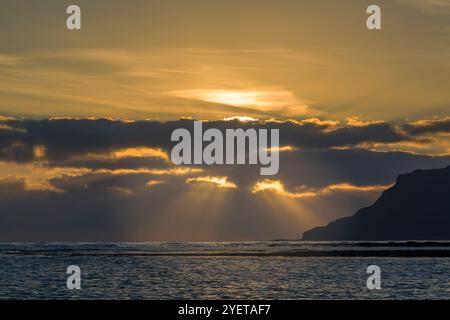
[{"x1": 0, "y1": 241, "x2": 449, "y2": 299}]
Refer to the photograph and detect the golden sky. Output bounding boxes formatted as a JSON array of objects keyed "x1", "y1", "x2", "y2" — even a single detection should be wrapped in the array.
[{"x1": 1, "y1": 0, "x2": 449, "y2": 121}]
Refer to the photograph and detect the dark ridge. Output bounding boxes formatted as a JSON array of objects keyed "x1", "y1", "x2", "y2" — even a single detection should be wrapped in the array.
[{"x1": 302, "y1": 166, "x2": 450, "y2": 241}]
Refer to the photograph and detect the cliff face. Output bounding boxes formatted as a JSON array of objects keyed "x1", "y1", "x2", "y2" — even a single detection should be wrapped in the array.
[{"x1": 302, "y1": 166, "x2": 450, "y2": 241}]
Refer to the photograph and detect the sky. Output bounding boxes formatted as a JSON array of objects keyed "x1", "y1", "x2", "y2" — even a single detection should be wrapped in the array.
[{"x1": 0, "y1": 0, "x2": 449, "y2": 241}]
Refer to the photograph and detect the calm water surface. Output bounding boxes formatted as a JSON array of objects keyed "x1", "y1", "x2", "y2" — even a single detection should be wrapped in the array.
[{"x1": 0, "y1": 242, "x2": 449, "y2": 299}]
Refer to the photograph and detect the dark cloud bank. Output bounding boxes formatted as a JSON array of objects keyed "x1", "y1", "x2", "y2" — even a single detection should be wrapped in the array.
[
  {"x1": 0, "y1": 117, "x2": 419, "y2": 162},
  {"x1": 0, "y1": 117, "x2": 449, "y2": 241}
]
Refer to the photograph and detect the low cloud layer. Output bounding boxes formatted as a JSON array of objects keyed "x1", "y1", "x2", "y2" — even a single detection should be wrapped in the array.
[
  {"x1": 0, "y1": 116, "x2": 449, "y2": 241},
  {"x1": 1, "y1": 116, "x2": 448, "y2": 163}
]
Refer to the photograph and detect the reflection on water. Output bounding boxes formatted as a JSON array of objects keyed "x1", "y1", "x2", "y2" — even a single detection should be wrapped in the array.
[{"x1": 0, "y1": 242, "x2": 449, "y2": 299}]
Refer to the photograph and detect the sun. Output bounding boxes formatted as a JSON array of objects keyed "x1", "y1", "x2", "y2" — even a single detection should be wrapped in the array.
[
  {"x1": 202, "y1": 91, "x2": 263, "y2": 106},
  {"x1": 169, "y1": 88, "x2": 302, "y2": 112}
]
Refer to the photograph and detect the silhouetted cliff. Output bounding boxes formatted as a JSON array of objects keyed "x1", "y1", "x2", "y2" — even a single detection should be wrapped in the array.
[{"x1": 302, "y1": 166, "x2": 450, "y2": 240}]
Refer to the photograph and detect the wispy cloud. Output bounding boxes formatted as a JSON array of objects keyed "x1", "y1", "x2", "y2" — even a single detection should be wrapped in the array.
[
  {"x1": 186, "y1": 176, "x2": 237, "y2": 189},
  {"x1": 252, "y1": 179, "x2": 391, "y2": 199}
]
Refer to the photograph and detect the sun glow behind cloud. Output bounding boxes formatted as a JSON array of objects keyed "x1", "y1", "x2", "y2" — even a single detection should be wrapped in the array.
[
  {"x1": 223, "y1": 116, "x2": 259, "y2": 122},
  {"x1": 111, "y1": 147, "x2": 168, "y2": 160},
  {"x1": 169, "y1": 89, "x2": 309, "y2": 116},
  {"x1": 79, "y1": 147, "x2": 169, "y2": 161},
  {"x1": 186, "y1": 176, "x2": 237, "y2": 189},
  {"x1": 146, "y1": 180, "x2": 164, "y2": 188},
  {"x1": 252, "y1": 179, "x2": 390, "y2": 199}
]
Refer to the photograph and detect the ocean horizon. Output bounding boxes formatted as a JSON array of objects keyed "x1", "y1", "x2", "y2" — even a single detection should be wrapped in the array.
[{"x1": 1, "y1": 241, "x2": 449, "y2": 300}]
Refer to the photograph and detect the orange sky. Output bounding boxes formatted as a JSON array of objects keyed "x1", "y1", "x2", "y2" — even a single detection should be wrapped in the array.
[{"x1": 1, "y1": 0, "x2": 449, "y2": 121}]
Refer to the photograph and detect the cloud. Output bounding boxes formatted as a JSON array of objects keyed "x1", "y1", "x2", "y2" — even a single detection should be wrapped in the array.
[
  {"x1": 276, "y1": 120, "x2": 409, "y2": 149},
  {"x1": 0, "y1": 116, "x2": 448, "y2": 188},
  {"x1": 1, "y1": 116, "x2": 449, "y2": 165},
  {"x1": 223, "y1": 116, "x2": 259, "y2": 122},
  {"x1": 251, "y1": 179, "x2": 390, "y2": 199},
  {"x1": 0, "y1": 161, "x2": 91, "y2": 192},
  {"x1": 107, "y1": 186, "x2": 134, "y2": 197},
  {"x1": 295, "y1": 118, "x2": 340, "y2": 128},
  {"x1": 0, "y1": 116, "x2": 449, "y2": 241},
  {"x1": 146, "y1": 180, "x2": 164, "y2": 188},
  {"x1": 345, "y1": 117, "x2": 384, "y2": 127},
  {"x1": 403, "y1": 117, "x2": 450, "y2": 135},
  {"x1": 85, "y1": 147, "x2": 168, "y2": 161},
  {"x1": 0, "y1": 117, "x2": 414, "y2": 163},
  {"x1": 186, "y1": 176, "x2": 238, "y2": 189}
]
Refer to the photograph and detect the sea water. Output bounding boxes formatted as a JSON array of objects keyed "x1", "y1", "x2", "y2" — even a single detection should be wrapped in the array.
[{"x1": 0, "y1": 241, "x2": 449, "y2": 299}]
